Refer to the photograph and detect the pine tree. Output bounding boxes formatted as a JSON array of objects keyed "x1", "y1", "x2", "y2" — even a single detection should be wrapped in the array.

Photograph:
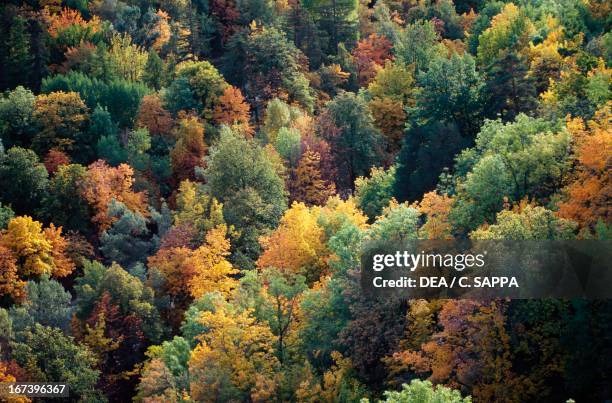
[
  {"x1": 143, "y1": 49, "x2": 164, "y2": 90},
  {"x1": 5, "y1": 16, "x2": 33, "y2": 89},
  {"x1": 303, "y1": 0, "x2": 359, "y2": 54}
]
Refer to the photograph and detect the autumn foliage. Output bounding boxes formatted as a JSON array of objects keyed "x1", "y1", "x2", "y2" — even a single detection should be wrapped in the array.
[
  {"x1": 0, "y1": 0, "x2": 610, "y2": 401},
  {"x1": 558, "y1": 104, "x2": 611, "y2": 229},
  {"x1": 170, "y1": 116, "x2": 207, "y2": 184},
  {"x1": 79, "y1": 161, "x2": 148, "y2": 231},
  {"x1": 352, "y1": 33, "x2": 394, "y2": 86}
]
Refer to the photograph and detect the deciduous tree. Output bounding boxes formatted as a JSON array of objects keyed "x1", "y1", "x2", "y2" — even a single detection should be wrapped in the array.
[
  {"x1": 258, "y1": 202, "x2": 328, "y2": 284},
  {"x1": 290, "y1": 149, "x2": 336, "y2": 206},
  {"x1": 213, "y1": 86, "x2": 251, "y2": 129},
  {"x1": 136, "y1": 94, "x2": 174, "y2": 138},
  {"x1": 32, "y1": 91, "x2": 89, "y2": 154},
  {"x1": 352, "y1": 33, "x2": 393, "y2": 85},
  {"x1": 204, "y1": 128, "x2": 287, "y2": 268},
  {"x1": 188, "y1": 300, "x2": 279, "y2": 402},
  {"x1": 170, "y1": 116, "x2": 207, "y2": 184},
  {"x1": 558, "y1": 105, "x2": 611, "y2": 229},
  {"x1": 79, "y1": 160, "x2": 148, "y2": 232},
  {"x1": 0, "y1": 147, "x2": 48, "y2": 215}
]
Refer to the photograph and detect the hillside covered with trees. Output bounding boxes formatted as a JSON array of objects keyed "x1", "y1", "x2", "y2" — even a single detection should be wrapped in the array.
[{"x1": 0, "y1": 0, "x2": 610, "y2": 401}]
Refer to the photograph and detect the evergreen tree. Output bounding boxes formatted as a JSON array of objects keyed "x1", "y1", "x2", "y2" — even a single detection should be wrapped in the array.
[
  {"x1": 8, "y1": 276, "x2": 72, "y2": 334},
  {"x1": 41, "y1": 163, "x2": 92, "y2": 234},
  {"x1": 303, "y1": 0, "x2": 359, "y2": 54},
  {"x1": 99, "y1": 200, "x2": 154, "y2": 270},
  {"x1": 143, "y1": 49, "x2": 164, "y2": 90},
  {"x1": 395, "y1": 122, "x2": 468, "y2": 202},
  {"x1": 5, "y1": 16, "x2": 33, "y2": 89}
]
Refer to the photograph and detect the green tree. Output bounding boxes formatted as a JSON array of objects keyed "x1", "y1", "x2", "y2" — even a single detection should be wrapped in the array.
[
  {"x1": 394, "y1": 121, "x2": 468, "y2": 202},
  {"x1": 476, "y1": 3, "x2": 537, "y2": 120},
  {"x1": 10, "y1": 324, "x2": 102, "y2": 401},
  {"x1": 75, "y1": 261, "x2": 163, "y2": 343},
  {"x1": 470, "y1": 205, "x2": 577, "y2": 240},
  {"x1": 204, "y1": 128, "x2": 287, "y2": 268},
  {"x1": 369, "y1": 200, "x2": 420, "y2": 241},
  {"x1": 377, "y1": 379, "x2": 471, "y2": 403},
  {"x1": 0, "y1": 202, "x2": 14, "y2": 229},
  {"x1": 162, "y1": 76, "x2": 202, "y2": 115},
  {"x1": 0, "y1": 86, "x2": 36, "y2": 149},
  {"x1": 42, "y1": 163, "x2": 91, "y2": 233},
  {"x1": 126, "y1": 127, "x2": 152, "y2": 172},
  {"x1": 413, "y1": 52, "x2": 485, "y2": 137},
  {"x1": 261, "y1": 98, "x2": 302, "y2": 143},
  {"x1": 96, "y1": 134, "x2": 127, "y2": 167},
  {"x1": 82, "y1": 105, "x2": 118, "y2": 164},
  {"x1": 9, "y1": 276, "x2": 72, "y2": 334},
  {"x1": 355, "y1": 166, "x2": 396, "y2": 221},
  {"x1": 274, "y1": 127, "x2": 302, "y2": 167},
  {"x1": 303, "y1": 0, "x2": 359, "y2": 54},
  {"x1": 99, "y1": 79, "x2": 150, "y2": 128},
  {"x1": 99, "y1": 200, "x2": 155, "y2": 270},
  {"x1": 450, "y1": 115, "x2": 571, "y2": 231},
  {"x1": 164, "y1": 60, "x2": 228, "y2": 120},
  {"x1": 173, "y1": 179, "x2": 225, "y2": 240},
  {"x1": 393, "y1": 20, "x2": 443, "y2": 72},
  {"x1": 224, "y1": 27, "x2": 314, "y2": 112},
  {"x1": 143, "y1": 49, "x2": 164, "y2": 90},
  {"x1": 322, "y1": 91, "x2": 384, "y2": 189},
  {"x1": 0, "y1": 147, "x2": 49, "y2": 215},
  {"x1": 5, "y1": 16, "x2": 33, "y2": 89},
  {"x1": 42, "y1": 72, "x2": 149, "y2": 128}
]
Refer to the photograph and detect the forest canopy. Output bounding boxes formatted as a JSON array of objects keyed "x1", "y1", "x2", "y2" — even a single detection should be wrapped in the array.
[{"x1": 0, "y1": 0, "x2": 610, "y2": 401}]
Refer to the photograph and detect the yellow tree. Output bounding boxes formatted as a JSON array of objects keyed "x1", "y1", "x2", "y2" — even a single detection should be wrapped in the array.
[
  {"x1": 317, "y1": 196, "x2": 370, "y2": 238},
  {"x1": 0, "y1": 216, "x2": 53, "y2": 277},
  {"x1": 476, "y1": 3, "x2": 534, "y2": 67},
  {"x1": 0, "y1": 216, "x2": 75, "y2": 288},
  {"x1": 258, "y1": 202, "x2": 329, "y2": 284},
  {"x1": 187, "y1": 225, "x2": 238, "y2": 299},
  {"x1": 173, "y1": 179, "x2": 224, "y2": 240},
  {"x1": 32, "y1": 91, "x2": 89, "y2": 153},
  {"x1": 148, "y1": 224, "x2": 236, "y2": 326},
  {"x1": 107, "y1": 33, "x2": 148, "y2": 81},
  {"x1": 526, "y1": 17, "x2": 565, "y2": 94},
  {"x1": 367, "y1": 61, "x2": 415, "y2": 155},
  {"x1": 0, "y1": 245, "x2": 26, "y2": 301},
  {"x1": 43, "y1": 223, "x2": 75, "y2": 277},
  {"x1": 411, "y1": 191, "x2": 454, "y2": 239},
  {"x1": 0, "y1": 361, "x2": 30, "y2": 403},
  {"x1": 189, "y1": 302, "x2": 279, "y2": 402}
]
